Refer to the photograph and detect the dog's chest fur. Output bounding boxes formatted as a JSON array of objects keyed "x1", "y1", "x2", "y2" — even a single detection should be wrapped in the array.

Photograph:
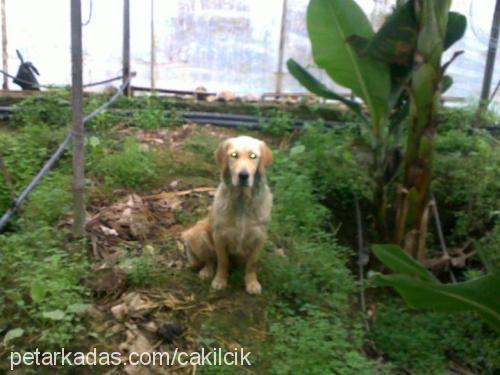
[{"x1": 212, "y1": 183, "x2": 272, "y2": 256}]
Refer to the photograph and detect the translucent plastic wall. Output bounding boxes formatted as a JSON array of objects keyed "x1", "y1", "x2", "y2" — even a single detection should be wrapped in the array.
[{"x1": 0, "y1": 0, "x2": 498, "y2": 103}]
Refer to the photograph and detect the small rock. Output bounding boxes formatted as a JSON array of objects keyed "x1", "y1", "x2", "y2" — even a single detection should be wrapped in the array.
[
  {"x1": 99, "y1": 225, "x2": 119, "y2": 237},
  {"x1": 169, "y1": 179, "x2": 180, "y2": 189},
  {"x1": 157, "y1": 323, "x2": 183, "y2": 343},
  {"x1": 143, "y1": 321, "x2": 158, "y2": 333},
  {"x1": 111, "y1": 303, "x2": 128, "y2": 321}
]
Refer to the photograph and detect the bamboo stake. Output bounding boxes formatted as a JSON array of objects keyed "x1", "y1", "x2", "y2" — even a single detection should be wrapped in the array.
[{"x1": 71, "y1": 0, "x2": 85, "y2": 237}]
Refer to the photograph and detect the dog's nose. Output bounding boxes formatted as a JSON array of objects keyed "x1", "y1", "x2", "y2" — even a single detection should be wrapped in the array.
[{"x1": 238, "y1": 171, "x2": 249, "y2": 184}]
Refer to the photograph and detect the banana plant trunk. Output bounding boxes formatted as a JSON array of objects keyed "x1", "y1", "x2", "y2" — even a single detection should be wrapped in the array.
[{"x1": 395, "y1": 0, "x2": 451, "y2": 260}]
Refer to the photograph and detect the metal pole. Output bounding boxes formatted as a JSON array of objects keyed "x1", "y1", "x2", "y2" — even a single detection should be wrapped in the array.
[
  {"x1": 123, "y1": 0, "x2": 131, "y2": 96},
  {"x1": 480, "y1": 0, "x2": 500, "y2": 103},
  {"x1": 71, "y1": 0, "x2": 85, "y2": 237},
  {"x1": 1, "y1": 0, "x2": 8, "y2": 90},
  {"x1": 275, "y1": 0, "x2": 288, "y2": 96},
  {"x1": 150, "y1": 0, "x2": 156, "y2": 90}
]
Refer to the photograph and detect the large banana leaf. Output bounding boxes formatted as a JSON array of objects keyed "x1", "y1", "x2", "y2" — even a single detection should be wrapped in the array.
[
  {"x1": 373, "y1": 273, "x2": 500, "y2": 333},
  {"x1": 444, "y1": 11, "x2": 467, "y2": 50},
  {"x1": 360, "y1": 0, "x2": 418, "y2": 66},
  {"x1": 372, "y1": 244, "x2": 500, "y2": 332},
  {"x1": 307, "y1": 0, "x2": 390, "y2": 127},
  {"x1": 372, "y1": 244, "x2": 438, "y2": 282},
  {"x1": 286, "y1": 58, "x2": 368, "y2": 124}
]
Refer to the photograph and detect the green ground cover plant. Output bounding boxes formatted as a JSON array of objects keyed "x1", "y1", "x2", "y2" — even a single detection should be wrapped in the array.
[{"x1": 0, "y1": 90, "x2": 498, "y2": 373}]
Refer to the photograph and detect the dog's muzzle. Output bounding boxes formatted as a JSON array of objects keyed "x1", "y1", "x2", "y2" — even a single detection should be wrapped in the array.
[{"x1": 238, "y1": 171, "x2": 250, "y2": 186}]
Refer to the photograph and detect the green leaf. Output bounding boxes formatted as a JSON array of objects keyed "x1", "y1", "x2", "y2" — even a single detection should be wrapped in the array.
[
  {"x1": 88, "y1": 136, "x2": 100, "y2": 148},
  {"x1": 372, "y1": 244, "x2": 438, "y2": 283},
  {"x1": 361, "y1": 0, "x2": 418, "y2": 66},
  {"x1": 372, "y1": 273, "x2": 500, "y2": 333},
  {"x1": 66, "y1": 303, "x2": 90, "y2": 315},
  {"x1": 286, "y1": 59, "x2": 367, "y2": 123},
  {"x1": 30, "y1": 282, "x2": 47, "y2": 303},
  {"x1": 42, "y1": 310, "x2": 66, "y2": 321},
  {"x1": 289, "y1": 144, "x2": 306, "y2": 157},
  {"x1": 441, "y1": 75, "x2": 453, "y2": 93},
  {"x1": 444, "y1": 12, "x2": 467, "y2": 50},
  {"x1": 307, "y1": 0, "x2": 390, "y2": 126},
  {"x1": 2, "y1": 328, "x2": 24, "y2": 345}
]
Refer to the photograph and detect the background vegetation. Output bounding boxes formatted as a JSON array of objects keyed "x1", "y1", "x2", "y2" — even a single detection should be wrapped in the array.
[{"x1": 1, "y1": 91, "x2": 498, "y2": 373}]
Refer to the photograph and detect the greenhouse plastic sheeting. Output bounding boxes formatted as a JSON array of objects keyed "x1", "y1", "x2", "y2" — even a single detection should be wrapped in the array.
[{"x1": 0, "y1": 0, "x2": 498, "y2": 103}]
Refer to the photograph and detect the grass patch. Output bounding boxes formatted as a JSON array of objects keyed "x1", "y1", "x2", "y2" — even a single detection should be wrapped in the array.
[
  {"x1": 94, "y1": 137, "x2": 155, "y2": 189},
  {"x1": 0, "y1": 227, "x2": 90, "y2": 351}
]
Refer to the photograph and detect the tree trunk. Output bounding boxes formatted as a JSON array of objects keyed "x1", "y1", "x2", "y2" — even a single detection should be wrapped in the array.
[{"x1": 395, "y1": 0, "x2": 451, "y2": 259}]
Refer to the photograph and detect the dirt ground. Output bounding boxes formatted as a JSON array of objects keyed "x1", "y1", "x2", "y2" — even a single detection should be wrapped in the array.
[{"x1": 78, "y1": 124, "x2": 272, "y2": 374}]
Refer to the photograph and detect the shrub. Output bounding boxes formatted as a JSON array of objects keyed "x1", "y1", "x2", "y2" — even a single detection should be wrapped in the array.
[
  {"x1": 22, "y1": 172, "x2": 72, "y2": 227},
  {"x1": 84, "y1": 95, "x2": 124, "y2": 130},
  {"x1": 433, "y1": 122, "x2": 500, "y2": 244},
  {"x1": 11, "y1": 90, "x2": 71, "y2": 128},
  {"x1": 120, "y1": 253, "x2": 158, "y2": 287},
  {"x1": 0, "y1": 123, "x2": 67, "y2": 214},
  {"x1": 268, "y1": 151, "x2": 329, "y2": 240},
  {"x1": 131, "y1": 96, "x2": 172, "y2": 129},
  {"x1": 95, "y1": 137, "x2": 155, "y2": 188},
  {"x1": 262, "y1": 145, "x2": 381, "y2": 373},
  {"x1": 295, "y1": 121, "x2": 372, "y2": 202},
  {"x1": 476, "y1": 220, "x2": 500, "y2": 272},
  {"x1": 258, "y1": 110, "x2": 294, "y2": 136}
]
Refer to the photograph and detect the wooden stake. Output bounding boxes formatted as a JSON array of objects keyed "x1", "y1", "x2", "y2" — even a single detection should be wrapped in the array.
[
  {"x1": 150, "y1": 0, "x2": 156, "y2": 90},
  {"x1": 71, "y1": 0, "x2": 85, "y2": 237},
  {"x1": 275, "y1": 0, "x2": 288, "y2": 97},
  {"x1": 473, "y1": 0, "x2": 500, "y2": 128},
  {"x1": 122, "y1": 0, "x2": 131, "y2": 96},
  {"x1": 1, "y1": 0, "x2": 8, "y2": 90}
]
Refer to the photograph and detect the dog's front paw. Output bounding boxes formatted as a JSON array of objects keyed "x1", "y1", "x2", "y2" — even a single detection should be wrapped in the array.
[
  {"x1": 211, "y1": 277, "x2": 228, "y2": 290},
  {"x1": 245, "y1": 280, "x2": 262, "y2": 295},
  {"x1": 198, "y1": 266, "x2": 213, "y2": 280}
]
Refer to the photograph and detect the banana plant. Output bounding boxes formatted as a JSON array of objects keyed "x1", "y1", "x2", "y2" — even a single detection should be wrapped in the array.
[
  {"x1": 394, "y1": 1, "x2": 466, "y2": 260},
  {"x1": 287, "y1": 0, "x2": 466, "y2": 243},
  {"x1": 372, "y1": 244, "x2": 500, "y2": 333}
]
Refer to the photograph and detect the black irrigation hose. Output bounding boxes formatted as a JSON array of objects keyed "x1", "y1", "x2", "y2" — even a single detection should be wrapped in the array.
[
  {"x1": 0, "y1": 73, "x2": 136, "y2": 232},
  {"x1": 0, "y1": 105, "x2": 344, "y2": 128},
  {"x1": 0, "y1": 69, "x2": 124, "y2": 90}
]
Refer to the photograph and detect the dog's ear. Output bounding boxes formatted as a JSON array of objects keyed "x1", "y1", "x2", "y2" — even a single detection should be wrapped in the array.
[
  {"x1": 258, "y1": 141, "x2": 273, "y2": 174},
  {"x1": 215, "y1": 139, "x2": 229, "y2": 173}
]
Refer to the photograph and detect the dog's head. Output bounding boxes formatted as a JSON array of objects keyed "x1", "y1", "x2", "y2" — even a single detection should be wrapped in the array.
[{"x1": 215, "y1": 136, "x2": 272, "y2": 188}]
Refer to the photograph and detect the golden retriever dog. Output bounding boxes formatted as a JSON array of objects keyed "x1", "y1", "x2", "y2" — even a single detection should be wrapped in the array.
[{"x1": 181, "y1": 136, "x2": 273, "y2": 295}]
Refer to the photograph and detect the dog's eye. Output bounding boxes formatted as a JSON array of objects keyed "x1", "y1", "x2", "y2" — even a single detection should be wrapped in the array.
[
  {"x1": 249, "y1": 153, "x2": 257, "y2": 159},
  {"x1": 230, "y1": 152, "x2": 238, "y2": 158}
]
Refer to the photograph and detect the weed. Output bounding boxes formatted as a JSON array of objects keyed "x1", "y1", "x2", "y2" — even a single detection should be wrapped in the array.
[
  {"x1": 258, "y1": 110, "x2": 293, "y2": 136},
  {"x1": 476, "y1": 219, "x2": 500, "y2": 272},
  {"x1": 266, "y1": 306, "x2": 379, "y2": 375},
  {"x1": 11, "y1": 90, "x2": 71, "y2": 128},
  {"x1": 371, "y1": 303, "x2": 500, "y2": 373},
  {"x1": 95, "y1": 137, "x2": 155, "y2": 189},
  {"x1": 84, "y1": 95, "x2": 124, "y2": 130},
  {"x1": 0, "y1": 123, "x2": 68, "y2": 214},
  {"x1": 131, "y1": 96, "x2": 171, "y2": 129},
  {"x1": 120, "y1": 253, "x2": 157, "y2": 287},
  {"x1": 261, "y1": 147, "x2": 381, "y2": 373},
  {"x1": 22, "y1": 172, "x2": 72, "y2": 227},
  {"x1": 433, "y1": 118, "x2": 500, "y2": 244},
  {"x1": 0, "y1": 227, "x2": 90, "y2": 350}
]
